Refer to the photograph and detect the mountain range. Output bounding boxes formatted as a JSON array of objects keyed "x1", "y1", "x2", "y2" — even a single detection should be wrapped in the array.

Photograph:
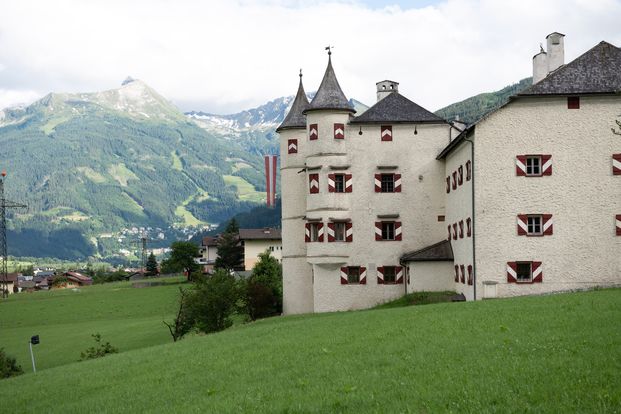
[{"x1": 0, "y1": 77, "x2": 530, "y2": 261}]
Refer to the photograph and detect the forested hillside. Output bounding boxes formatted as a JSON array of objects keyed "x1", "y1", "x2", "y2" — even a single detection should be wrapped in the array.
[
  {"x1": 435, "y1": 78, "x2": 532, "y2": 124},
  {"x1": 0, "y1": 80, "x2": 270, "y2": 259}
]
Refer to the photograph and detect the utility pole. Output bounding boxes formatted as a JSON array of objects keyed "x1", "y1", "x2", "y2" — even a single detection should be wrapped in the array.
[
  {"x1": 132, "y1": 232, "x2": 154, "y2": 275},
  {"x1": 0, "y1": 170, "x2": 27, "y2": 299}
]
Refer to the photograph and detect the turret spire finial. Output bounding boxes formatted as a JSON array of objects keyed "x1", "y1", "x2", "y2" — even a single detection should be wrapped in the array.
[
  {"x1": 325, "y1": 45, "x2": 333, "y2": 56},
  {"x1": 299, "y1": 68, "x2": 303, "y2": 78}
]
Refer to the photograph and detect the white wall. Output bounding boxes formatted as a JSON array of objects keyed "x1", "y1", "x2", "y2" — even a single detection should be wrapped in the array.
[
  {"x1": 301, "y1": 109, "x2": 451, "y2": 312},
  {"x1": 406, "y1": 261, "x2": 455, "y2": 293},
  {"x1": 474, "y1": 95, "x2": 621, "y2": 298},
  {"x1": 244, "y1": 240, "x2": 282, "y2": 270},
  {"x1": 444, "y1": 141, "x2": 474, "y2": 299}
]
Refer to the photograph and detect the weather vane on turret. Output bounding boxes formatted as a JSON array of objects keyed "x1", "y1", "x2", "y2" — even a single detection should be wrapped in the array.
[{"x1": 325, "y1": 45, "x2": 333, "y2": 56}]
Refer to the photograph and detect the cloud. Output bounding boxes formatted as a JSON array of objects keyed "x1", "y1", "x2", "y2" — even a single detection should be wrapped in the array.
[{"x1": 0, "y1": 0, "x2": 620, "y2": 113}]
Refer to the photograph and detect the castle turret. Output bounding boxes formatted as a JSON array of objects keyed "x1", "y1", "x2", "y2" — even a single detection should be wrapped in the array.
[{"x1": 277, "y1": 71, "x2": 314, "y2": 315}]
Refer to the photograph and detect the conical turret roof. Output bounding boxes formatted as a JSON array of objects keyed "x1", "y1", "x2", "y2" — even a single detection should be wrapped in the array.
[
  {"x1": 305, "y1": 54, "x2": 355, "y2": 114},
  {"x1": 276, "y1": 72, "x2": 311, "y2": 132}
]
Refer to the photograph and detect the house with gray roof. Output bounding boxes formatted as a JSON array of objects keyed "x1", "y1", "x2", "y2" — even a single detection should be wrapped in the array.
[{"x1": 278, "y1": 32, "x2": 621, "y2": 314}]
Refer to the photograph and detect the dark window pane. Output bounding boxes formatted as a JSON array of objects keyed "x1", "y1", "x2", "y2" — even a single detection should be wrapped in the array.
[{"x1": 516, "y1": 262, "x2": 532, "y2": 281}]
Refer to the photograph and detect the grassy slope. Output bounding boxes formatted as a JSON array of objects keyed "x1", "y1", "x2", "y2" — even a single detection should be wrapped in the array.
[
  {"x1": 0, "y1": 278, "x2": 184, "y2": 371},
  {"x1": 1, "y1": 289, "x2": 620, "y2": 413}
]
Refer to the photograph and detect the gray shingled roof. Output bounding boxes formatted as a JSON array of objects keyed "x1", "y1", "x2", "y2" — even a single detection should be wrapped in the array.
[
  {"x1": 520, "y1": 41, "x2": 621, "y2": 95},
  {"x1": 305, "y1": 56, "x2": 355, "y2": 113},
  {"x1": 276, "y1": 74, "x2": 311, "y2": 132},
  {"x1": 239, "y1": 228, "x2": 281, "y2": 240},
  {"x1": 401, "y1": 240, "x2": 454, "y2": 262},
  {"x1": 350, "y1": 92, "x2": 446, "y2": 124}
]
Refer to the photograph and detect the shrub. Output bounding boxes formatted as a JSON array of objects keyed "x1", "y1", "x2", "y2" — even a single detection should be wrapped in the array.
[
  {"x1": 0, "y1": 348, "x2": 23, "y2": 379},
  {"x1": 244, "y1": 251, "x2": 282, "y2": 320},
  {"x1": 80, "y1": 334, "x2": 119, "y2": 360},
  {"x1": 187, "y1": 270, "x2": 238, "y2": 334}
]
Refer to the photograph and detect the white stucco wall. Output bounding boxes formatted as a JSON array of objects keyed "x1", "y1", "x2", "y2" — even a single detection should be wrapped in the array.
[
  {"x1": 301, "y1": 109, "x2": 451, "y2": 312},
  {"x1": 243, "y1": 239, "x2": 282, "y2": 270},
  {"x1": 444, "y1": 141, "x2": 474, "y2": 299},
  {"x1": 280, "y1": 126, "x2": 314, "y2": 314},
  {"x1": 473, "y1": 95, "x2": 621, "y2": 298},
  {"x1": 406, "y1": 261, "x2": 455, "y2": 293}
]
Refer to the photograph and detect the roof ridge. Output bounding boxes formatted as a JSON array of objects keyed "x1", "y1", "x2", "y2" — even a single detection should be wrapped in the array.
[{"x1": 350, "y1": 92, "x2": 446, "y2": 124}]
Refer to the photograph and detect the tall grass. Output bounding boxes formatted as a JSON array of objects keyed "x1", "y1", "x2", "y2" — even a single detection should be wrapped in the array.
[{"x1": 1, "y1": 288, "x2": 619, "y2": 413}]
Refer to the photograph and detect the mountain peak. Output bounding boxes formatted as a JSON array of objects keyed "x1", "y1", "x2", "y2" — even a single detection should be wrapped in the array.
[{"x1": 121, "y1": 76, "x2": 136, "y2": 86}]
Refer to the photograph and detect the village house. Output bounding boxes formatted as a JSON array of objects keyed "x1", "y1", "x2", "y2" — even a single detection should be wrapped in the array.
[
  {"x1": 51, "y1": 271, "x2": 93, "y2": 289},
  {"x1": 239, "y1": 228, "x2": 282, "y2": 270},
  {"x1": 196, "y1": 228, "x2": 282, "y2": 272},
  {"x1": 277, "y1": 33, "x2": 621, "y2": 314}
]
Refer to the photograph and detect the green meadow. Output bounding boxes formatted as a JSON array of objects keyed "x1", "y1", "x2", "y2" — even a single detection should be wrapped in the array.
[
  {"x1": 0, "y1": 277, "x2": 184, "y2": 371},
  {"x1": 0, "y1": 286, "x2": 620, "y2": 413}
]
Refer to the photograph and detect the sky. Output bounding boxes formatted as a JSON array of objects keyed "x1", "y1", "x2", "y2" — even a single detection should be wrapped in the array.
[{"x1": 1, "y1": 0, "x2": 620, "y2": 114}]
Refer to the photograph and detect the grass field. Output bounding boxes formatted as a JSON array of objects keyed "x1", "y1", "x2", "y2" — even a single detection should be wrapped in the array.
[
  {"x1": 223, "y1": 175, "x2": 265, "y2": 203},
  {"x1": 0, "y1": 277, "x2": 185, "y2": 372},
  {"x1": 1, "y1": 288, "x2": 620, "y2": 412}
]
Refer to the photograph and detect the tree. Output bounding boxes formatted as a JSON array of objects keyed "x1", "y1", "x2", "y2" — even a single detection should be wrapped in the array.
[
  {"x1": 244, "y1": 250, "x2": 283, "y2": 320},
  {"x1": 163, "y1": 288, "x2": 193, "y2": 342},
  {"x1": 215, "y1": 219, "x2": 243, "y2": 272},
  {"x1": 186, "y1": 270, "x2": 238, "y2": 334},
  {"x1": 160, "y1": 241, "x2": 200, "y2": 278},
  {"x1": 146, "y1": 252, "x2": 158, "y2": 276}
]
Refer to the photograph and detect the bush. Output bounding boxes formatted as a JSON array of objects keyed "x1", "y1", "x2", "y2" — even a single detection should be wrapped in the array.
[
  {"x1": 244, "y1": 251, "x2": 282, "y2": 320},
  {"x1": 79, "y1": 334, "x2": 119, "y2": 360},
  {"x1": 187, "y1": 270, "x2": 238, "y2": 334},
  {"x1": 0, "y1": 348, "x2": 23, "y2": 379}
]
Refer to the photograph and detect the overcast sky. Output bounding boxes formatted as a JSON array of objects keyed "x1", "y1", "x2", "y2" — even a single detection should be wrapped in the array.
[{"x1": 1, "y1": 0, "x2": 620, "y2": 114}]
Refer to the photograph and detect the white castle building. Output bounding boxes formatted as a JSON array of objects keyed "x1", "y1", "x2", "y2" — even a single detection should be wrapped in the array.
[{"x1": 277, "y1": 33, "x2": 621, "y2": 314}]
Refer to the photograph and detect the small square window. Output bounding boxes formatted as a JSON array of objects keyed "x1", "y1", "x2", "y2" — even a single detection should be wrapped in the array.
[
  {"x1": 309, "y1": 223, "x2": 320, "y2": 242},
  {"x1": 527, "y1": 216, "x2": 542, "y2": 235},
  {"x1": 334, "y1": 174, "x2": 345, "y2": 193},
  {"x1": 334, "y1": 222, "x2": 346, "y2": 241},
  {"x1": 381, "y1": 174, "x2": 395, "y2": 193},
  {"x1": 516, "y1": 262, "x2": 532, "y2": 282},
  {"x1": 567, "y1": 96, "x2": 580, "y2": 109},
  {"x1": 382, "y1": 222, "x2": 395, "y2": 240},
  {"x1": 526, "y1": 156, "x2": 542, "y2": 176},
  {"x1": 383, "y1": 266, "x2": 396, "y2": 284},
  {"x1": 347, "y1": 266, "x2": 360, "y2": 284}
]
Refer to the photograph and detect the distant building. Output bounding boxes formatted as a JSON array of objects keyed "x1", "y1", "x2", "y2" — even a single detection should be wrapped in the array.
[
  {"x1": 1, "y1": 273, "x2": 20, "y2": 295},
  {"x1": 197, "y1": 228, "x2": 282, "y2": 272},
  {"x1": 52, "y1": 271, "x2": 93, "y2": 289},
  {"x1": 197, "y1": 236, "x2": 219, "y2": 273},
  {"x1": 239, "y1": 228, "x2": 282, "y2": 269}
]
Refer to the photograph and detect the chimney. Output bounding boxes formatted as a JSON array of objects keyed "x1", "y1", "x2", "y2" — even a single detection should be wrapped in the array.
[
  {"x1": 546, "y1": 32, "x2": 565, "y2": 73},
  {"x1": 532, "y1": 51, "x2": 548, "y2": 84},
  {"x1": 376, "y1": 80, "x2": 399, "y2": 102}
]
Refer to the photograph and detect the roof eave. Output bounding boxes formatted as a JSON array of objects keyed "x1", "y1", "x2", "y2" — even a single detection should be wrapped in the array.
[
  {"x1": 303, "y1": 107, "x2": 356, "y2": 115},
  {"x1": 436, "y1": 125, "x2": 475, "y2": 160},
  {"x1": 349, "y1": 119, "x2": 447, "y2": 125},
  {"x1": 275, "y1": 124, "x2": 306, "y2": 133}
]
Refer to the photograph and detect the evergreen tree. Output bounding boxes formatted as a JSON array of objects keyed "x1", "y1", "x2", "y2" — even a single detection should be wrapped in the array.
[
  {"x1": 146, "y1": 252, "x2": 158, "y2": 276},
  {"x1": 215, "y1": 219, "x2": 243, "y2": 272}
]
